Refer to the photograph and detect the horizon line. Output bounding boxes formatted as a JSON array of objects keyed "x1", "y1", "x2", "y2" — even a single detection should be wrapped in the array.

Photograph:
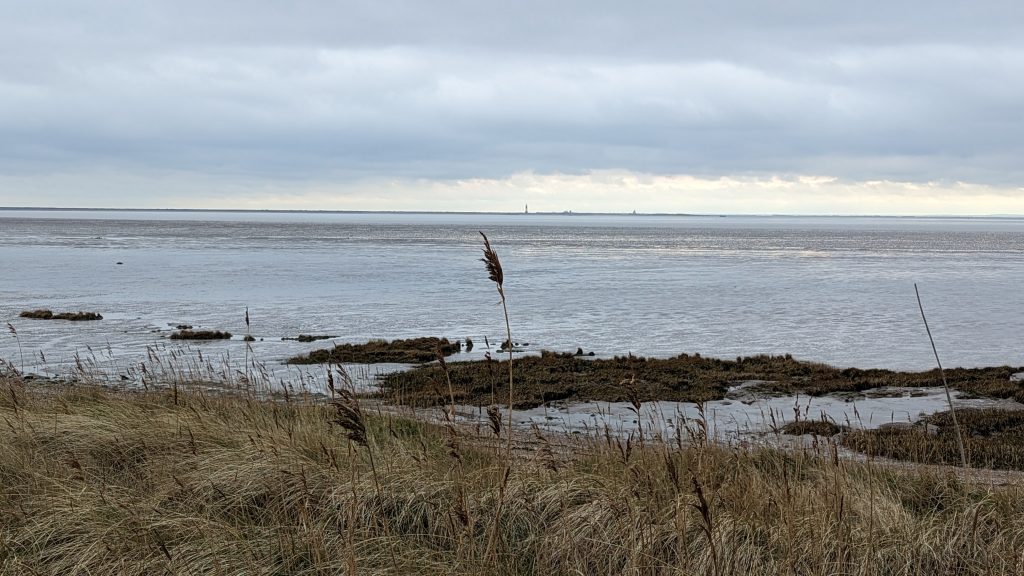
[{"x1": 1, "y1": 206, "x2": 1023, "y2": 219}]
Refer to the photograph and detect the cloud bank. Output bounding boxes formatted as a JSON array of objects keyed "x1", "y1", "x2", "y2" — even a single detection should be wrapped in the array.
[{"x1": 1, "y1": 1, "x2": 1023, "y2": 213}]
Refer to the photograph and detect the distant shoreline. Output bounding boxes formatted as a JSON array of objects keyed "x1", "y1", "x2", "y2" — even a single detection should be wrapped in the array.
[{"x1": 2, "y1": 206, "x2": 1022, "y2": 219}]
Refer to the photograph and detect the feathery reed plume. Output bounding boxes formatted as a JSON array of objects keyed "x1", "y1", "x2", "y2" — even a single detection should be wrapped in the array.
[
  {"x1": 914, "y1": 283, "x2": 968, "y2": 470},
  {"x1": 331, "y1": 387, "x2": 380, "y2": 492},
  {"x1": 480, "y1": 233, "x2": 503, "y2": 286},
  {"x1": 623, "y1": 376, "x2": 644, "y2": 440},
  {"x1": 444, "y1": 416, "x2": 463, "y2": 465},
  {"x1": 486, "y1": 406, "x2": 502, "y2": 438},
  {"x1": 480, "y1": 231, "x2": 514, "y2": 459},
  {"x1": 333, "y1": 389, "x2": 367, "y2": 446},
  {"x1": 326, "y1": 366, "x2": 336, "y2": 398}
]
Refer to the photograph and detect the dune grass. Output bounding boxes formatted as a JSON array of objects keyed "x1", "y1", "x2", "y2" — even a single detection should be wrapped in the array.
[{"x1": 3, "y1": 374, "x2": 1024, "y2": 575}]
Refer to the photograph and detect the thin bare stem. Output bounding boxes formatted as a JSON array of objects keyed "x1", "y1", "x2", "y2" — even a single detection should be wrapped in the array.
[
  {"x1": 914, "y1": 283, "x2": 968, "y2": 469},
  {"x1": 499, "y1": 287, "x2": 513, "y2": 458}
]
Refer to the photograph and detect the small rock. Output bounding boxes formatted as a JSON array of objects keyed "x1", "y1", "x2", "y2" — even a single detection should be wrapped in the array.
[
  {"x1": 116, "y1": 262, "x2": 123, "y2": 265},
  {"x1": 1011, "y1": 372, "x2": 1024, "y2": 383}
]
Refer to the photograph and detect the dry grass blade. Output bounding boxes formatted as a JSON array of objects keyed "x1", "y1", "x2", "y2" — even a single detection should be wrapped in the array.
[
  {"x1": 445, "y1": 420, "x2": 462, "y2": 464},
  {"x1": 532, "y1": 424, "x2": 558, "y2": 472},
  {"x1": 915, "y1": 283, "x2": 968, "y2": 470},
  {"x1": 691, "y1": 473, "x2": 720, "y2": 576},
  {"x1": 437, "y1": 345, "x2": 456, "y2": 416}
]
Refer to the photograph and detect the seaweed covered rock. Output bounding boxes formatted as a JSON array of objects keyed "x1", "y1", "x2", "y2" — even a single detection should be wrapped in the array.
[
  {"x1": 170, "y1": 330, "x2": 232, "y2": 340},
  {"x1": 20, "y1": 309, "x2": 103, "y2": 321},
  {"x1": 287, "y1": 337, "x2": 461, "y2": 364}
]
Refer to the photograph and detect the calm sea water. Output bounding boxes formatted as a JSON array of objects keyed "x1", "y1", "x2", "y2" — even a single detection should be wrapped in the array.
[{"x1": 1, "y1": 210, "x2": 1023, "y2": 376}]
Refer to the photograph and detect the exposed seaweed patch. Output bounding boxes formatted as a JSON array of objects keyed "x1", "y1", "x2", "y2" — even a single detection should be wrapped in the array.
[
  {"x1": 19, "y1": 309, "x2": 103, "y2": 321},
  {"x1": 170, "y1": 330, "x2": 232, "y2": 340},
  {"x1": 282, "y1": 335, "x2": 336, "y2": 343},
  {"x1": 287, "y1": 337, "x2": 461, "y2": 364},
  {"x1": 381, "y1": 352, "x2": 1024, "y2": 410}
]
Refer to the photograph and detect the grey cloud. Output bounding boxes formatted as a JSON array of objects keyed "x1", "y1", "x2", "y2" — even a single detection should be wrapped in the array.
[{"x1": 1, "y1": 0, "x2": 1024, "y2": 196}]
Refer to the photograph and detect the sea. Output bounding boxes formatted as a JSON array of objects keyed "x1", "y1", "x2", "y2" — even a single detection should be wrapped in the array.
[{"x1": 2, "y1": 209, "x2": 1023, "y2": 383}]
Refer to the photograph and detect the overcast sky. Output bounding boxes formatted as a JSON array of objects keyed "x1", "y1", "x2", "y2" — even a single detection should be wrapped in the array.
[{"x1": 2, "y1": 1, "x2": 1023, "y2": 214}]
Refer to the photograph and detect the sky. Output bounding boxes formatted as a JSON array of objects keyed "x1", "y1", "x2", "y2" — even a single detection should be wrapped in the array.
[{"x1": 1, "y1": 1, "x2": 1023, "y2": 214}]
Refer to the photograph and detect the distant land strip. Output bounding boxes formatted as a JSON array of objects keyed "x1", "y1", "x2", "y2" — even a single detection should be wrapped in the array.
[{"x1": 2, "y1": 207, "x2": 1023, "y2": 218}]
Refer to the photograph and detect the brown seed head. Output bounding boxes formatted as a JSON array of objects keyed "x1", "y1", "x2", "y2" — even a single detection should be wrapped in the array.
[
  {"x1": 486, "y1": 405, "x2": 502, "y2": 437},
  {"x1": 479, "y1": 232, "x2": 504, "y2": 287},
  {"x1": 331, "y1": 388, "x2": 368, "y2": 447}
]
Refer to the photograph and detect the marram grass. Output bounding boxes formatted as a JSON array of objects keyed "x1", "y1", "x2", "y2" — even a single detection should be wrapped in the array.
[{"x1": 3, "y1": 375, "x2": 1024, "y2": 575}]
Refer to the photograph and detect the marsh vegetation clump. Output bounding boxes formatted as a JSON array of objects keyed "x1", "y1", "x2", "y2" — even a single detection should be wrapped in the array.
[
  {"x1": 843, "y1": 407, "x2": 1024, "y2": 470},
  {"x1": 19, "y1": 309, "x2": 103, "y2": 321},
  {"x1": 287, "y1": 336, "x2": 461, "y2": 364},
  {"x1": 781, "y1": 419, "x2": 842, "y2": 436},
  {"x1": 169, "y1": 330, "x2": 232, "y2": 340}
]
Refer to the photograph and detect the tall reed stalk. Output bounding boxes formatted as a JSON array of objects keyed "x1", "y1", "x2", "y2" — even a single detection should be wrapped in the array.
[
  {"x1": 914, "y1": 283, "x2": 968, "y2": 469},
  {"x1": 480, "y1": 232, "x2": 513, "y2": 458},
  {"x1": 6, "y1": 323, "x2": 23, "y2": 374}
]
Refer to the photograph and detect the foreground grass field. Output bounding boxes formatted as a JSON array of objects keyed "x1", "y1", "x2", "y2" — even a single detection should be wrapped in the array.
[{"x1": 3, "y1": 375, "x2": 1024, "y2": 575}]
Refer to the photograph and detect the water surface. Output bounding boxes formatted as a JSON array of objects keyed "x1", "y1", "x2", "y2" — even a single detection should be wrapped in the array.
[{"x1": 2, "y1": 210, "x2": 1022, "y2": 377}]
